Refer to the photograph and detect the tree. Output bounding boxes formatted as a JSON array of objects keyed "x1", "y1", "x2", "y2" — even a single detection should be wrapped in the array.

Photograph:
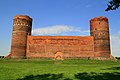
[{"x1": 106, "y1": 0, "x2": 120, "y2": 11}]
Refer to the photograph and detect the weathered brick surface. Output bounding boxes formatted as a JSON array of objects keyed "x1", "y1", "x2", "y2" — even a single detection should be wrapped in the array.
[
  {"x1": 10, "y1": 15, "x2": 32, "y2": 58},
  {"x1": 9, "y1": 15, "x2": 111, "y2": 59},
  {"x1": 90, "y1": 16, "x2": 111, "y2": 58},
  {"x1": 26, "y1": 36, "x2": 94, "y2": 58}
]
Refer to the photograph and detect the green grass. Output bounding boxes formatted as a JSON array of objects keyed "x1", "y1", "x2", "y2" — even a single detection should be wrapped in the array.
[{"x1": 0, "y1": 59, "x2": 120, "y2": 80}]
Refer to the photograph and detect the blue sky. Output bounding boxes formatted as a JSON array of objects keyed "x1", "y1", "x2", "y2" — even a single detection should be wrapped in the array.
[{"x1": 0, "y1": 0, "x2": 120, "y2": 57}]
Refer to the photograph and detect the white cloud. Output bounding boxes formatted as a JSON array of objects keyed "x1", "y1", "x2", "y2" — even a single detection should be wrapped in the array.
[
  {"x1": 32, "y1": 25, "x2": 89, "y2": 35},
  {"x1": 32, "y1": 26, "x2": 120, "y2": 57},
  {"x1": 111, "y1": 32, "x2": 120, "y2": 57}
]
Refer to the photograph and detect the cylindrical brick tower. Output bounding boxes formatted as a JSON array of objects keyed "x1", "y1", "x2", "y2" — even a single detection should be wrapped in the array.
[
  {"x1": 10, "y1": 15, "x2": 32, "y2": 58},
  {"x1": 90, "y1": 16, "x2": 111, "y2": 58}
]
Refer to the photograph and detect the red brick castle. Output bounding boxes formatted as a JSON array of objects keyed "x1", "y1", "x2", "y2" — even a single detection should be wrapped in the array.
[{"x1": 9, "y1": 15, "x2": 112, "y2": 60}]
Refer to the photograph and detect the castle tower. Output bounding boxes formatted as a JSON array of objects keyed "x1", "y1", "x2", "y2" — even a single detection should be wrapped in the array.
[
  {"x1": 90, "y1": 16, "x2": 111, "y2": 58},
  {"x1": 10, "y1": 15, "x2": 32, "y2": 58}
]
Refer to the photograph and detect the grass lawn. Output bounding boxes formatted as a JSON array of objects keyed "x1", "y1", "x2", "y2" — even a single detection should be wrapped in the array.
[{"x1": 0, "y1": 59, "x2": 120, "y2": 80}]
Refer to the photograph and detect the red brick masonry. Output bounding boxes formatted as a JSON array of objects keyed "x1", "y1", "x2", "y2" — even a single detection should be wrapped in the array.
[
  {"x1": 9, "y1": 15, "x2": 112, "y2": 59},
  {"x1": 26, "y1": 36, "x2": 94, "y2": 58}
]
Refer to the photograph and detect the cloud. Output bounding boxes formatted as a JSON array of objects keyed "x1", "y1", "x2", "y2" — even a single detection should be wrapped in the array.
[
  {"x1": 32, "y1": 25, "x2": 120, "y2": 57},
  {"x1": 111, "y1": 32, "x2": 120, "y2": 57},
  {"x1": 32, "y1": 25, "x2": 89, "y2": 36}
]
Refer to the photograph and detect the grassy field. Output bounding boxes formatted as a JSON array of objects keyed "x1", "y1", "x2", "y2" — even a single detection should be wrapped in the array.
[{"x1": 0, "y1": 59, "x2": 120, "y2": 80}]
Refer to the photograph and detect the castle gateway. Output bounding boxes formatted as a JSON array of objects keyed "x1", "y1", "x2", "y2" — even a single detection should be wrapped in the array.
[{"x1": 9, "y1": 15, "x2": 111, "y2": 59}]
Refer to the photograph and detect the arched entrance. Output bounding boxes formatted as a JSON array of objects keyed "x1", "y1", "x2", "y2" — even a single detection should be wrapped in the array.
[{"x1": 54, "y1": 51, "x2": 64, "y2": 60}]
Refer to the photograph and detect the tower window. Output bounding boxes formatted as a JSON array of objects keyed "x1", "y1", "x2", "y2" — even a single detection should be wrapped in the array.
[{"x1": 99, "y1": 22, "x2": 101, "y2": 24}]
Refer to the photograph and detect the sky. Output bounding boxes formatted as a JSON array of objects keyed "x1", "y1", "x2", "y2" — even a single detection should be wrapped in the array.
[{"x1": 0, "y1": 0, "x2": 120, "y2": 57}]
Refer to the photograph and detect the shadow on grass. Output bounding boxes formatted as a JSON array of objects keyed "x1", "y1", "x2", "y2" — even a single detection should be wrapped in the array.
[
  {"x1": 103, "y1": 67, "x2": 120, "y2": 70},
  {"x1": 17, "y1": 73, "x2": 72, "y2": 80},
  {"x1": 75, "y1": 72, "x2": 120, "y2": 80},
  {"x1": 17, "y1": 72, "x2": 120, "y2": 80}
]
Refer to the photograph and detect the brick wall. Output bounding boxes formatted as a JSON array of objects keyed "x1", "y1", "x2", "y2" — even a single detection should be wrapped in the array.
[
  {"x1": 26, "y1": 36, "x2": 94, "y2": 59},
  {"x1": 9, "y1": 15, "x2": 111, "y2": 59}
]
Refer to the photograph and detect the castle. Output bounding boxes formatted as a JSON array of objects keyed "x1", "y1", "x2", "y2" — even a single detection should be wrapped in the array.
[{"x1": 8, "y1": 15, "x2": 112, "y2": 60}]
